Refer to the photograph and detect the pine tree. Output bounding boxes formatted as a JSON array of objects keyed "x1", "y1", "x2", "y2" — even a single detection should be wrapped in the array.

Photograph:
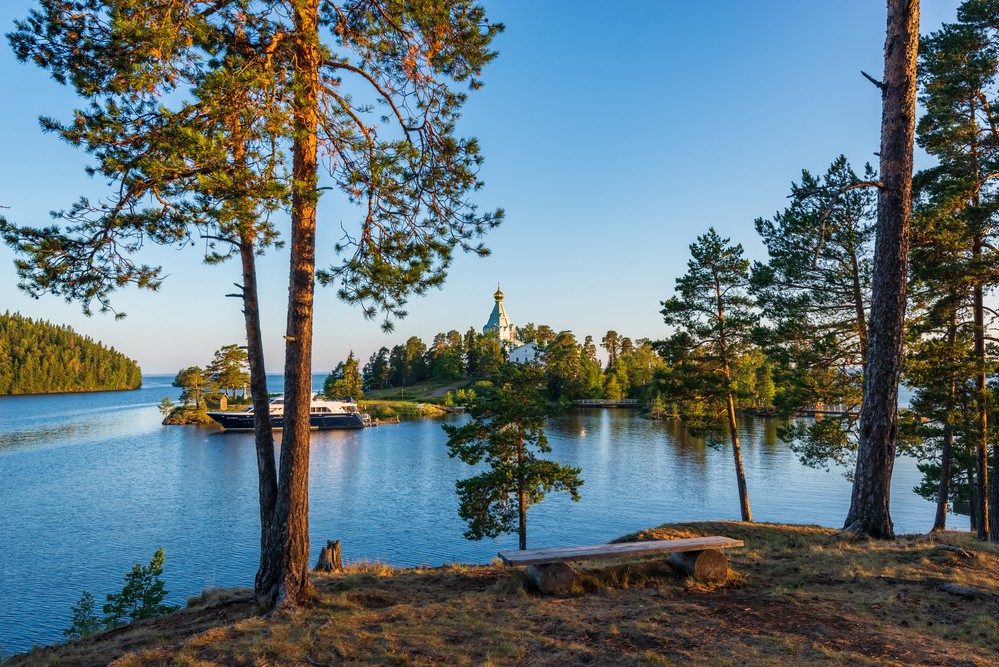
[
  {"x1": 906, "y1": 3, "x2": 999, "y2": 538},
  {"x1": 844, "y1": 0, "x2": 920, "y2": 539},
  {"x1": 601, "y1": 331, "x2": 620, "y2": 368},
  {"x1": 173, "y1": 367, "x2": 213, "y2": 410},
  {"x1": 658, "y1": 228, "x2": 756, "y2": 521},
  {"x1": 444, "y1": 362, "x2": 582, "y2": 550},
  {"x1": 102, "y1": 548, "x2": 179, "y2": 627},
  {"x1": 750, "y1": 156, "x2": 876, "y2": 468},
  {"x1": 323, "y1": 351, "x2": 364, "y2": 398},
  {"x1": 208, "y1": 345, "x2": 250, "y2": 400}
]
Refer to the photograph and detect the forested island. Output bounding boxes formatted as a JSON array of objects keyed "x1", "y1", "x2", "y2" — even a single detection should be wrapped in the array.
[{"x1": 0, "y1": 312, "x2": 142, "y2": 395}]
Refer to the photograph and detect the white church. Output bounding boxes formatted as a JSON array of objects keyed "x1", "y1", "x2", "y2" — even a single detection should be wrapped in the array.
[{"x1": 482, "y1": 286, "x2": 541, "y2": 364}]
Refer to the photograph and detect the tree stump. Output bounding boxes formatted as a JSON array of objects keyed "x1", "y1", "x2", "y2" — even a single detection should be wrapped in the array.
[
  {"x1": 313, "y1": 539, "x2": 343, "y2": 572},
  {"x1": 525, "y1": 563, "x2": 574, "y2": 594},
  {"x1": 669, "y1": 549, "x2": 729, "y2": 582}
]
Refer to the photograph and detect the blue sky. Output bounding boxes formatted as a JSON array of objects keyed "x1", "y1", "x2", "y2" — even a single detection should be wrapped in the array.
[{"x1": 0, "y1": 1, "x2": 960, "y2": 374}]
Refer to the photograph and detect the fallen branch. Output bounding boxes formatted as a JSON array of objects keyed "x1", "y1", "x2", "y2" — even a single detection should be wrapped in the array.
[
  {"x1": 934, "y1": 545, "x2": 973, "y2": 559},
  {"x1": 879, "y1": 575, "x2": 999, "y2": 601}
]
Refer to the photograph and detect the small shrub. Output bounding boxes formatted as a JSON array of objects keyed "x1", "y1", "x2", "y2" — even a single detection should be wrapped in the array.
[
  {"x1": 64, "y1": 591, "x2": 102, "y2": 639},
  {"x1": 65, "y1": 548, "x2": 180, "y2": 637},
  {"x1": 103, "y1": 548, "x2": 180, "y2": 626},
  {"x1": 158, "y1": 397, "x2": 175, "y2": 416}
]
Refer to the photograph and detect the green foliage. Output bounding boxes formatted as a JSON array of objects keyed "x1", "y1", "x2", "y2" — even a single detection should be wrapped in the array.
[
  {"x1": 648, "y1": 392, "x2": 669, "y2": 420},
  {"x1": 0, "y1": 311, "x2": 142, "y2": 395},
  {"x1": 207, "y1": 345, "x2": 250, "y2": 399},
  {"x1": 603, "y1": 373, "x2": 623, "y2": 401},
  {"x1": 64, "y1": 549, "x2": 178, "y2": 638},
  {"x1": 542, "y1": 331, "x2": 588, "y2": 401},
  {"x1": 452, "y1": 388, "x2": 477, "y2": 405},
  {"x1": 443, "y1": 363, "x2": 582, "y2": 548},
  {"x1": 431, "y1": 347, "x2": 464, "y2": 382},
  {"x1": 468, "y1": 332, "x2": 504, "y2": 377},
  {"x1": 103, "y1": 548, "x2": 179, "y2": 627},
  {"x1": 518, "y1": 322, "x2": 539, "y2": 344},
  {"x1": 611, "y1": 339, "x2": 664, "y2": 401},
  {"x1": 324, "y1": 351, "x2": 364, "y2": 399},
  {"x1": 158, "y1": 397, "x2": 175, "y2": 416},
  {"x1": 601, "y1": 331, "x2": 620, "y2": 368},
  {"x1": 729, "y1": 349, "x2": 776, "y2": 412},
  {"x1": 172, "y1": 366, "x2": 213, "y2": 410},
  {"x1": 64, "y1": 591, "x2": 102, "y2": 639},
  {"x1": 362, "y1": 347, "x2": 392, "y2": 391}
]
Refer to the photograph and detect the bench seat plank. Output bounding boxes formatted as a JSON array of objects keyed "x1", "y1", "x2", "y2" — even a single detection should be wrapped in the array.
[{"x1": 498, "y1": 536, "x2": 744, "y2": 566}]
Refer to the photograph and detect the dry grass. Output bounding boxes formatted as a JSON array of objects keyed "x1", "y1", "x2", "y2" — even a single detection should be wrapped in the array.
[{"x1": 6, "y1": 522, "x2": 999, "y2": 666}]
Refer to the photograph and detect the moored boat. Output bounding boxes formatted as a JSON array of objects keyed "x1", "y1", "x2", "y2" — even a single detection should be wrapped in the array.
[{"x1": 207, "y1": 395, "x2": 369, "y2": 431}]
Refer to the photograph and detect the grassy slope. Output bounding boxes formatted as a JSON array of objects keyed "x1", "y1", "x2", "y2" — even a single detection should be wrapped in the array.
[
  {"x1": 359, "y1": 400, "x2": 450, "y2": 421},
  {"x1": 7, "y1": 522, "x2": 999, "y2": 666},
  {"x1": 362, "y1": 378, "x2": 470, "y2": 402}
]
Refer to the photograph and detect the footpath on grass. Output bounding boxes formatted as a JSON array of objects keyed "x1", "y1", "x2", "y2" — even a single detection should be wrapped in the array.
[{"x1": 6, "y1": 522, "x2": 999, "y2": 666}]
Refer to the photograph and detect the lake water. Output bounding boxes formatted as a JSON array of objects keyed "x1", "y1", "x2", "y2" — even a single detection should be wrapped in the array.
[{"x1": 0, "y1": 375, "x2": 966, "y2": 654}]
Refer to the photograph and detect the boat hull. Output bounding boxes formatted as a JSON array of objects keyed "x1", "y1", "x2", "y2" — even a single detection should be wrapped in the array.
[{"x1": 206, "y1": 411, "x2": 367, "y2": 431}]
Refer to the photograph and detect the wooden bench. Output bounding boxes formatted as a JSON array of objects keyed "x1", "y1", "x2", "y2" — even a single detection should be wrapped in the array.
[{"x1": 498, "y1": 535, "x2": 744, "y2": 594}]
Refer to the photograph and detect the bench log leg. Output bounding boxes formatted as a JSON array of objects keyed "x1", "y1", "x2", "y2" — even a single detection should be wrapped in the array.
[
  {"x1": 525, "y1": 563, "x2": 574, "y2": 594},
  {"x1": 669, "y1": 549, "x2": 729, "y2": 582}
]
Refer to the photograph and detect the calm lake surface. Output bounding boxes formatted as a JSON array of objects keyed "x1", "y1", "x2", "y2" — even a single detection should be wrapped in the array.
[{"x1": 0, "y1": 375, "x2": 966, "y2": 653}]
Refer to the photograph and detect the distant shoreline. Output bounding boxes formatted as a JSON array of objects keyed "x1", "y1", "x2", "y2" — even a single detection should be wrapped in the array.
[{"x1": 0, "y1": 384, "x2": 143, "y2": 398}]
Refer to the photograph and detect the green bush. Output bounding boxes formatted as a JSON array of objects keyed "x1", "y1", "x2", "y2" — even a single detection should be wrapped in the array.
[
  {"x1": 64, "y1": 591, "x2": 102, "y2": 639},
  {"x1": 64, "y1": 548, "x2": 179, "y2": 638}
]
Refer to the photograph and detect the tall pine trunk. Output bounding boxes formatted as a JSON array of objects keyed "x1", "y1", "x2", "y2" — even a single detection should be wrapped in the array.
[
  {"x1": 973, "y1": 257, "x2": 991, "y2": 540},
  {"x1": 990, "y1": 444, "x2": 999, "y2": 539},
  {"x1": 241, "y1": 233, "x2": 281, "y2": 602},
  {"x1": 933, "y1": 426, "x2": 954, "y2": 531},
  {"x1": 518, "y1": 440, "x2": 527, "y2": 550},
  {"x1": 844, "y1": 0, "x2": 919, "y2": 538},
  {"x1": 932, "y1": 313, "x2": 958, "y2": 532},
  {"x1": 726, "y1": 390, "x2": 753, "y2": 522},
  {"x1": 262, "y1": 0, "x2": 321, "y2": 609},
  {"x1": 968, "y1": 452, "x2": 980, "y2": 532}
]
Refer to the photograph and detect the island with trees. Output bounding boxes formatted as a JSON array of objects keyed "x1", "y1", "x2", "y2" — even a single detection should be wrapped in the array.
[
  {"x1": 162, "y1": 344, "x2": 252, "y2": 425},
  {"x1": 0, "y1": 311, "x2": 142, "y2": 395}
]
